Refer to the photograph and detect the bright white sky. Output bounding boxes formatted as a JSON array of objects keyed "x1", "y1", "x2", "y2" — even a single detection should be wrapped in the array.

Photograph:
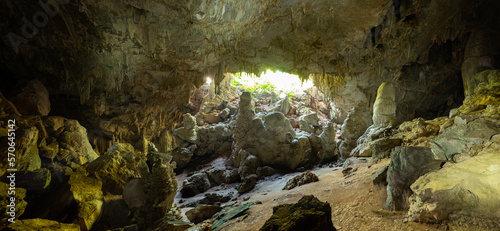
[{"x1": 234, "y1": 70, "x2": 314, "y2": 96}]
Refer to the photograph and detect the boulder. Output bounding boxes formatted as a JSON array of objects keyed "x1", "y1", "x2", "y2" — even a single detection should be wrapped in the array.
[
  {"x1": 256, "y1": 166, "x2": 277, "y2": 178},
  {"x1": 431, "y1": 117, "x2": 500, "y2": 161},
  {"x1": 68, "y1": 168, "x2": 103, "y2": 231},
  {"x1": 97, "y1": 196, "x2": 133, "y2": 229},
  {"x1": 260, "y1": 195, "x2": 336, "y2": 231},
  {"x1": 7, "y1": 219, "x2": 80, "y2": 231},
  {"x1": 195, "y1": 123, "x2": 233, "y2": 157},
  {"x1": 371, "y1": 138, "x2": 402, "y2": 163},
  {"x1": 407, "y1": 148, "x2": 500, "y2": 227},
  {"x1": 138, "y1": 162, "x2": 178, "y2": 229},
  {"x1": 206, "y1": 167, "x2": 226, "y2": 186},
  {"x1": 339, "y1": 104, "x2": 372, "y2": 159},
  {"x1": 270, "y1": 96, "x2": 290, "y2": 115},
  {"x1": 170, "y1": 145, "x2": 196, "y2": 169},
  {"x1": 283, "y1": 171, "x2": 319, "y2": 190},
  {"x1": 237, "y1": 174, "x2": 258, "y2": 194},
  {"x1": 1, "y1": 127, "x2": 41, "y2": 176},
  {"x1": 386, "y1": 147, "x2": 443, "y2": 211},
  {"x1": 174, "y1": 113, "x2": 199, "y2": 144},
  {"x1": 86, "y1": 143, "x2": 148, "y2": 195},
  {"x1": 181, "y1": 173, "x2": 211, "y2": 198},
  {"x1": 223, "y1": 168, "x2": 240, "y2": 184},
  {"x1": 0, "y1": 183, "x2": 27, "y2": 229},
  {"x1": 372, "y1": 82, "x2": 397, "y2": 127},
  {"x1": 53, "y1": 119, "x2": 99, "y2": 168},
  {"x1": 238, "y1": 154, "x2": 260, "y2": 179},
  {"x1": 185, "y1": 205, "x2": 223, "y2": 224},
  {"x1": 299, "y1": 113, "x2": 320, "y2": 134},
  {"x1": 318, "y1": 122, "x2": 339, "y2": 161},
  {"x1": 15, "y1": 168, "x2": 51, "y2": 192},
  {"x1": 11, "y1": 80, "x2": 51, "y2": 116}
]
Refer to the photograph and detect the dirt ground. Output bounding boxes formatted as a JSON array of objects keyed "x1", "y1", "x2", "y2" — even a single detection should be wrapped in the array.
[{"x1": 175, "y1": 158, "x2": 491, "y2": 231}]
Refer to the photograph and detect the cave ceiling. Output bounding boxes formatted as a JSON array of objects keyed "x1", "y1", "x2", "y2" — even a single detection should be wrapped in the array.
[{"x1": 1, "y1": 0, "x2": 498, "y2": 144}]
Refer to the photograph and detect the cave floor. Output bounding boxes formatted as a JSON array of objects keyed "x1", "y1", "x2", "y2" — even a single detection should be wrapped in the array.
[{"x1": 173, "y1": 158, "x2": 489, "y2": 231}]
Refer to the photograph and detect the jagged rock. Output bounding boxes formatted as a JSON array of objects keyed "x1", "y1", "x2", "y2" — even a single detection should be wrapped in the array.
[
  {"x1": 407, "y1": 147, "x2": 500, "y2": 226},
  {"x1": 371, "y1": 138, "x2": 402, "y2": 163},
  {"x1": 386, "y1": 147, "x2": 443, "y2": 211},
  {"x1": 50, "y1": 118, "x2": 99, "y2": 169},
  {"x1": 170, "y1": 145, "x2": 196, "y2": 169},
  {"x1": 137, "y1": 159, "x2": 178, "y2": 229},
  {"x1": 237, "y1": 174, "x2": 258, "y2": 194},
  {"x1": 1, "y1": 127, "x2": 41, "y2": 176},
  {"x1": 430, "y1": 117, "x2": 500, "y2": 161},
  {"x1": 288, "y1": 136, "x2": 314, "y2": 170},
  {"x1": 186, "y1": 205, "x2": 223, "y2": 224},
  {"x1": 372, "y1": 165, "x2": 388, "y2": 186},
  {"x1": 147, "y1": 151, "x2": 173, "y2": 169},
  {"x1": 212, "y1": 201, "x2": 261, "y2": 231},
  {"x1": 256, "y1": 166, "x2": 277, "y2": 178},
  {"x1": 392, "y1": 117, "x2": 449, "y2": 146},
  {"x1": 318, "y1": 122, "x2": 339, "y2": 161},
  {"x1": 15, "y1": 168, "x2": 51, "y2": 192},
  {"x1": 260, "y1": 195, "x2": 336, "y2": 231},
  {"x1": 0, "y1": 182, "x2": 27, "y2": 229},
  {"x1": 339, "y1": 104, "x2": 372, "y2": 159},
  {"x1": 195, "y1": 123, "x2": 233, "y2": 157},
  {"x1": 373, "y1": 82, "x2": 397, "y2": 127},
  {"x1": 97, "y1": 195, "x2": 133, "y2": 229},
  {"x1": 232, "y1": 92, "x2": 314, "y2": 170},
  {"x1": 7, "y1": 219, "x2": 80, "y2": 231},
  {"x1": 457, "y1": 70, "x2": 500, "y2": 118},
  {"x1": 39, "y1": 138, "x2": 59, "y2": 160},
  {"x1": 283, "y1": 170, "x2": 319, "y2": 190},
  {"x1": 86, "y1": 143, "x2": 148, "y2": 195},
  {"x1": 68, "y1": 168, "x2": 103, "y2": 231},
  {"x1": 238, "y1": 154, "x2": 260, "y2": 179},
  {"x1": 174, "y1": 114, "x2": 200, "y2": 144},
  {"x1": 181, "y1": 173, "x2": 211, "y2": 198},
  {"x1": 11, "y1": 80, "x2": 51, "y2": 116},
  {"x1": 270, "y1": 96, "x2": 290, "y2": 115},
  {"x1": 299, "y1": 113, "x2": 320, "y2": 134}
]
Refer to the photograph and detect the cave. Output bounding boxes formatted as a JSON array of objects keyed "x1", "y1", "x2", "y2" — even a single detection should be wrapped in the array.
[{"x1": 1, "y1": 0, "x2": 500, "y2": 230}]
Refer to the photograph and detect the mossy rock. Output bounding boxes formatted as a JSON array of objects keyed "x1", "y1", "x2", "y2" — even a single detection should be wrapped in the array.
[{"x1": 260, "y1": 195, "x2": 336, "y2": 231}]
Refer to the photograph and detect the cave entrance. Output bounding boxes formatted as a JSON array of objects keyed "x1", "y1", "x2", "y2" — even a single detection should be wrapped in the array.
[{"x1": 229, "y1": 70, "x2": 314, "y2": 98}]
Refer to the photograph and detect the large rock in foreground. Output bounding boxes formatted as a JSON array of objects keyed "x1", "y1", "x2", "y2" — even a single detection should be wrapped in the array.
[
  {"x1": 260, "y1": 195, "x2": 336, "y2": 231},
  {"x1": 386, "y1": 147, "x2": 443, "y2": 211},
  {"x1": 407, "y1": 148, "x2": 500, "y2": 228}
]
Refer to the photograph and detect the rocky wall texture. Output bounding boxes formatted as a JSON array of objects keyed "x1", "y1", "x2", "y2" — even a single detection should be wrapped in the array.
[{"x1": 2, "y1": 0, "x2": 498, "y2": 148}]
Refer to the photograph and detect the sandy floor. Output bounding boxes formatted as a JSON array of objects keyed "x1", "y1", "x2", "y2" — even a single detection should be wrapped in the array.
[{"x1": 175, "y1": 158, "x2": 490, "y2": 231}]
